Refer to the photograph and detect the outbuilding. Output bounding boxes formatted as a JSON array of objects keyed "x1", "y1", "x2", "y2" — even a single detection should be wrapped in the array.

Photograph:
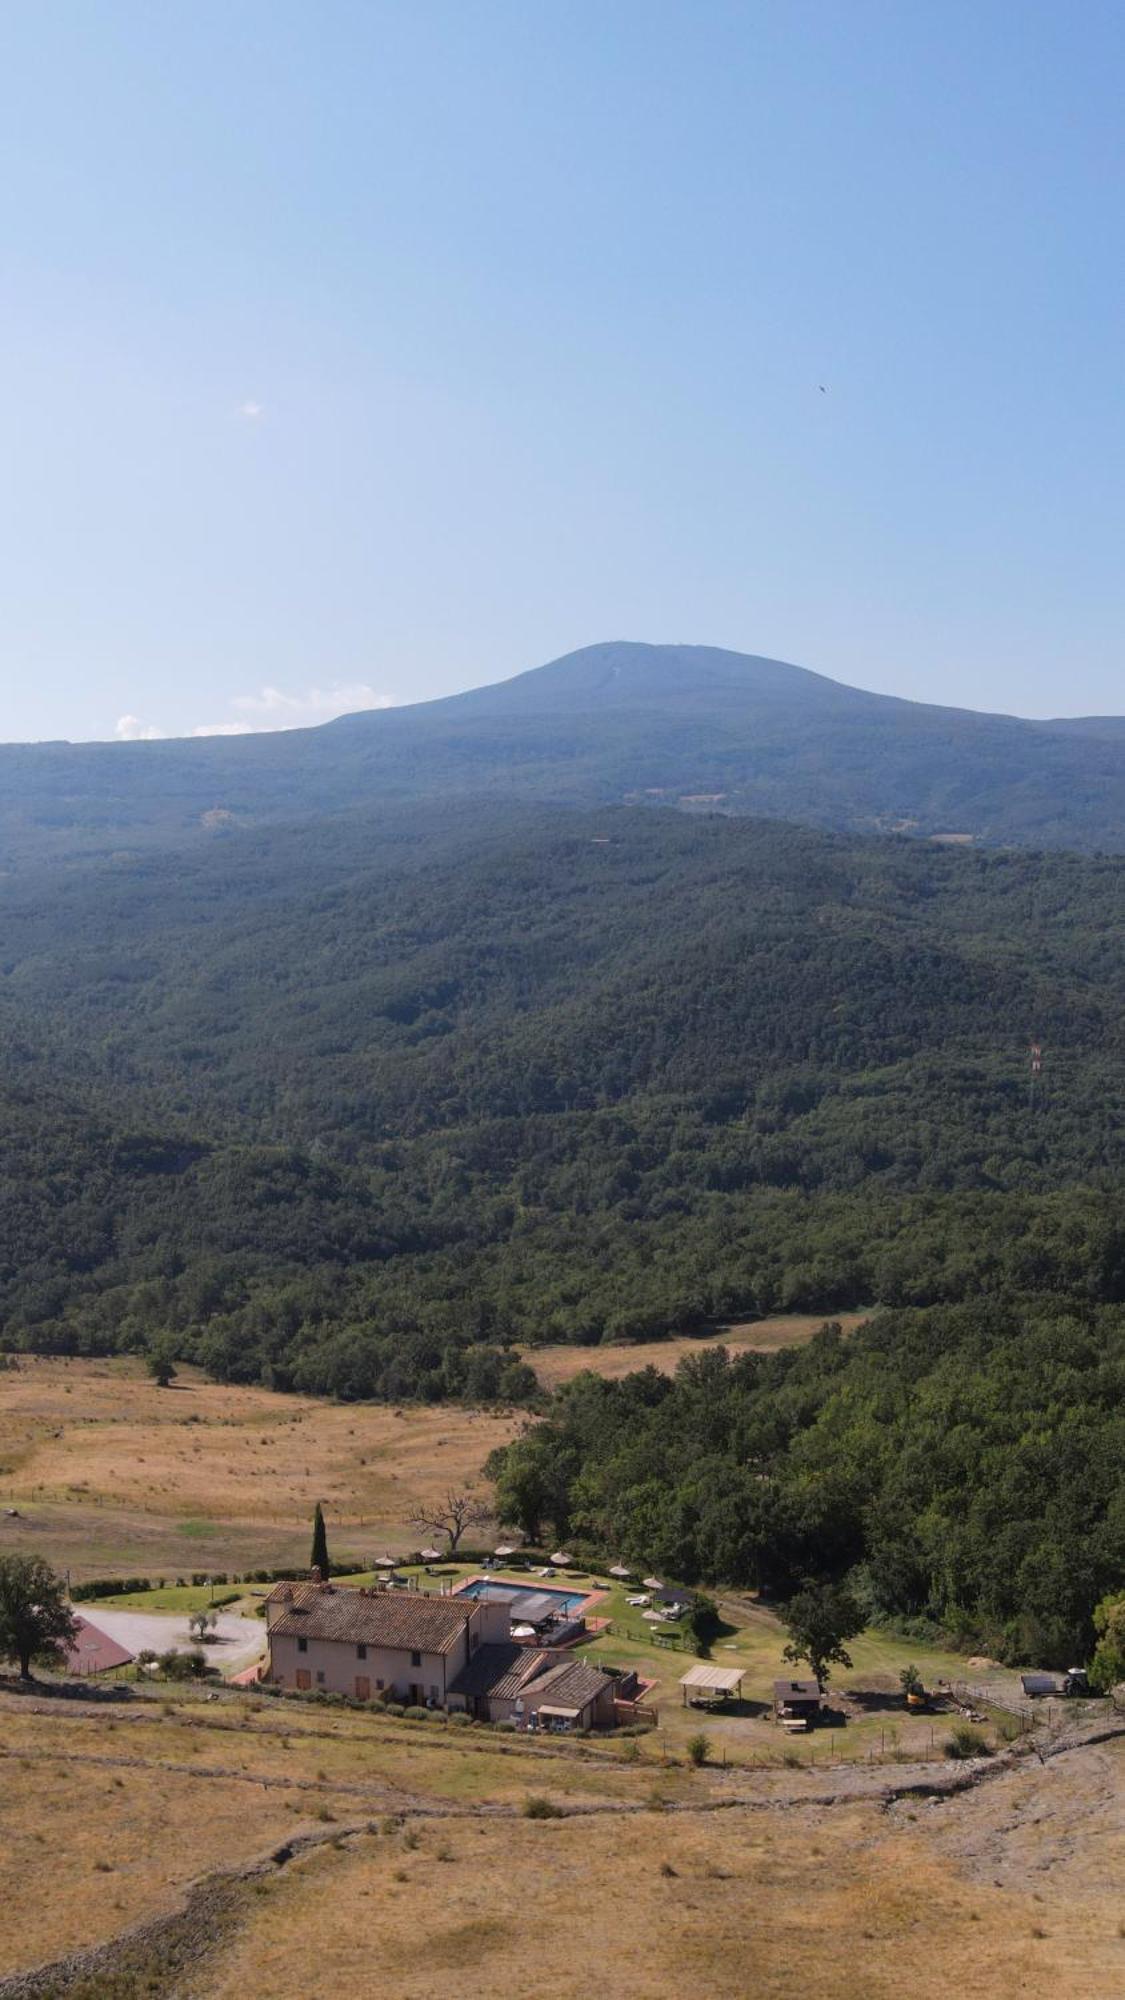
[{"x1": 773, "y1": 1677, "x2": 822, "y2": 1729}]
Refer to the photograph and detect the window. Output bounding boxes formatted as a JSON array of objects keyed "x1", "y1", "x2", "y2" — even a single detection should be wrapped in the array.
[
  {"x1": 376, "y1": 1678, "x2": 385, "y2": 1691},
  {"x1": 356, "y1": 1644, "x2": 367, "y2": 1660},
  {"x1": 411, "y1": 1650, "x2": 422, "y2": 1668},
  {"x1": 316, "y1": 1670, "x2": 325, "y2": 1685},
  {"x1": 297, "y1": 1637, "x2": 308, "y2": 1654},
  {"x1": 429, "y1": 1685, "x2": 438, "y2": 1702}
]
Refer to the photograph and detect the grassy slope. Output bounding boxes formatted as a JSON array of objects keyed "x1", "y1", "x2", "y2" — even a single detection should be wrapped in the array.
[
  {"x1": 0, "y1": 1357, "x2": 518, "y2": 1581},
  {"x1": 1, "y1": 1682, "x2": 1121, "y2": 1998}
]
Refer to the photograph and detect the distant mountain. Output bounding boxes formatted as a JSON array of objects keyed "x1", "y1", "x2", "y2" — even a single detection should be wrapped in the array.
[{"x1": 2, "y1": 641, "x2": 1123, "y2": 866}]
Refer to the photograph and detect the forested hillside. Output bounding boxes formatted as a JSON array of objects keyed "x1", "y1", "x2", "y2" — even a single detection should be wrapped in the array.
[
  {"x1": 488, "y1": 1301, "x2": 1125, "y2": 1666},
  {"x1": 3, "y1": 641, "x2": 1124, "y2": 866},
  {"x1": 1, "y1": 801, "x2": 1122, "y2": 1399}
]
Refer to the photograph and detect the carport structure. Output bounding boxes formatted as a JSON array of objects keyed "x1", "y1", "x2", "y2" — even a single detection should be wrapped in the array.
[{"x1": 679, "y1": 1662, "x2": 745, "y2": 1707}]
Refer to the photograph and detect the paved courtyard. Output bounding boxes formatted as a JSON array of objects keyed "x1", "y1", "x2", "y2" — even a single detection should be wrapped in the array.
[{"x1": 78, "y1": 1606, "x2": 265, "y2": 1675}]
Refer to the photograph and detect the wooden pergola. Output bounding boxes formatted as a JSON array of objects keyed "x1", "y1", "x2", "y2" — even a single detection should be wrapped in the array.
[{"x1": 679, "y1": 1663, "x2": 745, "y2": 1707}]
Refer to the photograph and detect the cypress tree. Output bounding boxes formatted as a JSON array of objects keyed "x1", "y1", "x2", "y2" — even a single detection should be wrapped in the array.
[{"x1": 310, "y1": 1502, "x2": 330, "y2": 1580}]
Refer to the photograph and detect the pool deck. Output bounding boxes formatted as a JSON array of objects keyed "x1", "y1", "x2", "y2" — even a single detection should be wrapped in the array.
[{"x1": 452, "y1": 1573, "x2": 609, "y2": 1635}]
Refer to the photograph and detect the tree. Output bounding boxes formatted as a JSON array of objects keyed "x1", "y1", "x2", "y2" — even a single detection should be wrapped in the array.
[
  {"x1": 146, "y1": 1340, "x2": 177, "y2": 1388},
  {"x1": 188, "y1": 1610, "x2": 218, "y2": 1645},
  {"x1": 781, "y1": 1581, "x2": 865, "y2": 1689},
  {"x1": 409, "y1": 1489, "x2": 489, "y2": 1556},
  {"x1": 0, "y1": 1554, "x2": 79, "y2": 1679},
  {"x1": 487, "y1": 1436, "x2": 569, "y2": 1545},
  {"x1": 310, "y1": 1502, "x2": 330, "y2": 1579},
  {"x1": 899, "y1": 1662, "x2": 925, "y2": 1701},
  {"x1": 686, "y1": 1594, "x2": 722, "y2": 1657},
  {"x1": 1089, "y1": 1591, "x2": 1125, "y2": 1692}
]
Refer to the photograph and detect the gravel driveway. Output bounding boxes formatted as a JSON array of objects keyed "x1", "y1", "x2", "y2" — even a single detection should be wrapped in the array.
[{"x1": 78, "y1": 1607, "x2": 265, "y2": 1675}]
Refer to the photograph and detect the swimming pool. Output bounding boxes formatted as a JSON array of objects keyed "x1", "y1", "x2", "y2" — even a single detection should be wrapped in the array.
[{"x1": 457, "y1": 1577, "x2": 590, "y2": 1617}]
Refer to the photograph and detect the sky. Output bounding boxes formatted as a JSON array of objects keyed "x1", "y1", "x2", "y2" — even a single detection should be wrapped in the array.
[{"x1": 1, "y1": 1, "x2": 1124, "y2": 743}]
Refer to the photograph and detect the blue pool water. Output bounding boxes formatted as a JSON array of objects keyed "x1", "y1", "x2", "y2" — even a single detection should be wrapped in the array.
[{"x1": 458, "y1": 1578, "x2": 589, "y2": 1617}]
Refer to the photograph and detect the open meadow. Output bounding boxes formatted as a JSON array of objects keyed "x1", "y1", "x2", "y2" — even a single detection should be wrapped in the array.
[
  {"x1": 0, "y1": 1681, "x2": 1121, "y2": 2000},
  {"x1": 522, "y1": 1313, "x2": 868, "y2": 1390},
  {"x1": 0, "y1": 1357, "x2": 520, "y2": 1582}
]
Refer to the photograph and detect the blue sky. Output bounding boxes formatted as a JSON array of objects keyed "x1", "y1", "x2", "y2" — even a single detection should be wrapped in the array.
[{"x1": 1, "y1": 1, "x2": 1124, "y2": 741}]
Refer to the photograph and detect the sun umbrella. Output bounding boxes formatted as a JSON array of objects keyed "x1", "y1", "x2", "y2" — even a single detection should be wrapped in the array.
[
  {"x1": 642, "y1": 1609, "x2": 665, "y2": 1623},
  {"x1": 609, "y1": 1563, "x2": 632, "y2": 1579},
  {"x1": 549, "y1": 1551, "x2": 573, "y2": 1566},
  {"x1": 643, "y1": 1576, "x2": 663, "y2": 1590},
  {"x1": 494, "y1": 1544, "x2": 517, "y2": 1558},
  {"x1": 420, "y1": 1548, "x2": 442, "y2": 1562},
  {"x1": 374, "y1": 1554, "x2": 396, "y2": 1568}
]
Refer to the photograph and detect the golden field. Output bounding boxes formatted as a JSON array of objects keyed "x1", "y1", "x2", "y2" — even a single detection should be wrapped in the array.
[
  {"x1": 0, "y1": 1357, "x2": 520, "y2": 1580},
  {"x1": 523, "y1": 1313, "x2": 867, "y2": 1389},
  {"x1": 0, "y1": 1682, "x2": 1121, "y2": 1999}
]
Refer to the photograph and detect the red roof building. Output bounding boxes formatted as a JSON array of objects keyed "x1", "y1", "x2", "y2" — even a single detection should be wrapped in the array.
[{"x1": 62, "y1": 1615, "x2": 135, "y2": 1676}]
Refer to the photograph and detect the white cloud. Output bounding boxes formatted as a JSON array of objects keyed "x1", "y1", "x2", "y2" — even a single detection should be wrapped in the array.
[
  {"x1": 237, "y1": 400, "x2": 264, "y2": 419},
  {"x1": 109, "y1": 683, "x2": 393, "y2": 744},
  {"x1": 190, "y1": 683, "x2": 395, "y2": 737},
  {"x1": 115, "y1": 714, "x2": 165, "y2": 741}
]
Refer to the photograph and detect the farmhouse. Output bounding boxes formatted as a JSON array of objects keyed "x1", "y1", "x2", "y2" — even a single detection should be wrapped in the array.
[
  {"x1": 264, "y1": 1577, "x2": 624, "y2": 1728},
  {"x1": 265, "y1": 1579, "x2": 509, "y2": 1706}
]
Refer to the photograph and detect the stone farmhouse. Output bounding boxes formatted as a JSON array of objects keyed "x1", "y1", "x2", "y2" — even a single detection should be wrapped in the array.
[{"x1": 264, "y1": 1577, "x2": 625, "y2": 1730}]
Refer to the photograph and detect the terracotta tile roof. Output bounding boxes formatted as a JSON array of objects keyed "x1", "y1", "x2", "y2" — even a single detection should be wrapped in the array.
[
  {"x1": 268, "y1": 1582, "x2": 474, "y2": 1655},
  {"x1": 519, "y1": 1657, "x2": 616, "y2": 1712},
  {"x1": 447, "y1": 1643, "x2": 550, "y2": 1701}
]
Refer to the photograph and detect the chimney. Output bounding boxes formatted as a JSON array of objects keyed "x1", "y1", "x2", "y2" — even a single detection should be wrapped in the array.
[{"x1": 310, "y1": 1566, "x2": 322, "y2": 1585}]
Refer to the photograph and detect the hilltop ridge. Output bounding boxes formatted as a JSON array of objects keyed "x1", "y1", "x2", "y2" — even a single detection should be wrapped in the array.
[{"x1": 2, "y1": 640, "x2": 1123, "y2": 865}]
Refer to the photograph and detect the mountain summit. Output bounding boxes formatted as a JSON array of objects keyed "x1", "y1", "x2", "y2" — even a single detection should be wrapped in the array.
[{"x1": 2, "y1": 641, "x2": 1123, "y2": 866}]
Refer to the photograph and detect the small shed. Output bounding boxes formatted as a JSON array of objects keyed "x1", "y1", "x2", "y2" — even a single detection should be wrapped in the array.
[
  {"x1": 679, "y1": 1663, "x2": 744, "y2": 1707},
  {"x1": 653, "y1": 1587, "x2": 691, "y2": 1617},
  {"x1": 773, "y1": 1677, "x2": 822, "y2": 1729}
]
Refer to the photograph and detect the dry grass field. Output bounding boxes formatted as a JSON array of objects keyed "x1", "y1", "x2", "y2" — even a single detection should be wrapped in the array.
[
  {"x1": 0, "y1": 1357, "x2": 520, "y2": 1580},
  {"x1": 199, "y1": 1792, "x2": 1121, "y2": 2000},
  {"x1": 524, "y1": 1313, "x2": 868, "y2": 1390},
  {"x1": 0, "y1": 1683, "x2": 1122, "y2": 1997}
]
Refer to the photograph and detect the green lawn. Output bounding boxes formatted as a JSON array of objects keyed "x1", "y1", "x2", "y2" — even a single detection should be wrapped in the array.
[{"x1": 84, "y1": 1583, "x2": 243, "y2": 1614}]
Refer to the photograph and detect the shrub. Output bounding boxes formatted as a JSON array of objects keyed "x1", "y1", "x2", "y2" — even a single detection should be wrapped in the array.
[
  {"x1": 686, "y1": 1731, "x2": 710, "y2": 1767},
  {"x1": 71, "y1": 1576, "x2": 152, "y2": 1602},
  {"x1": 384, "y1": 1702, "x2": 405, "y2": 1717},
  {"x1": 448, "y1": 1711, "x2": 472, "y2": 1727},
  {"x1": 522, "y1": 1795, "x2": 564, "y2": 1819},
  {"x1": 945, "y1": 1723, "x2": 992, "y2": 1760},
  {"x1": 404, "y1": 1705, "x2": 432, "y2": 1721},
  {"x1": 158, "y1": 1648, "x2": 208, "y2": 1682}
]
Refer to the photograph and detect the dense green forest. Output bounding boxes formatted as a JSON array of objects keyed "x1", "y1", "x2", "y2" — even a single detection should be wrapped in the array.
[
  {"x1": 3, "y1": 642, "x2": 1124, "y2": 868},
  {"x1": 1, "y1": 800, "x2": 1122, "y2": 1402},
  {"x1": 488, "y1": 1300, "x2": 1125, "y2": 1666}
]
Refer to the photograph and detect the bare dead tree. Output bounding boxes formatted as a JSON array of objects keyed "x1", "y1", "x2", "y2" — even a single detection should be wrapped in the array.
[{"x1": 409, "y1": 1490, "x2": 489, "y2": 1556}]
